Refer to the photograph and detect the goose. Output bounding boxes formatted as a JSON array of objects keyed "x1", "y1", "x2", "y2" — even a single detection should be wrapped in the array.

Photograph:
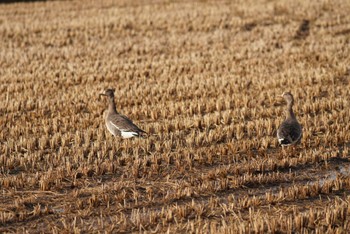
[
  {"x1": 277, "y1": 92, "x2": 302, "y2": 146},
  {"x1": 100, "y1": 88, "x2": 146, "y2": 138}
]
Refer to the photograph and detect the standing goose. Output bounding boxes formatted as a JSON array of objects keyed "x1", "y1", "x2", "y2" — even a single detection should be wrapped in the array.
[
  {"x1": 277, "y1": 92, "x2": 302, "y2": 146},
  {"x1": 100, "y1": 88, "x2": 146, "y2": 138}
]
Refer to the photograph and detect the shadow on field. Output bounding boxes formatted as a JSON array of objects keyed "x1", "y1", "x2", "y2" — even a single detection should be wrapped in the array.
[
  {"x1": 294, "y1": 19, "x2": 310, "y2": 40},
  {"x1": 0, "y1": 0, "x2": 48, "y2": 4}
]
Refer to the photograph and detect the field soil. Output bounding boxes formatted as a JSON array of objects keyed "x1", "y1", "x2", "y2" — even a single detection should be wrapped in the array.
[{"x1": 1, "y1": 0, "x2": 350, "y2": 233}]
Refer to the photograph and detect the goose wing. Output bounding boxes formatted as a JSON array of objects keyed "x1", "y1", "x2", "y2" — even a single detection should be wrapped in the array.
[
  {"x1": 107, "y1": 113, "x2": 145, "y2": 134},
  {"x1": 277, "y1": 120, "x2": 302, "y2": 145}
]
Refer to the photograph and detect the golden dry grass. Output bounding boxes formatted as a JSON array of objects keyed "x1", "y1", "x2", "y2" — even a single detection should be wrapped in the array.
[{"x1": 1, "y1": 0, "x2": 350, "y2": 232}]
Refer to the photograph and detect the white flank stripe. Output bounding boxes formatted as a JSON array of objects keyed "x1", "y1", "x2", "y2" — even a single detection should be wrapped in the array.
[
  {"x1": 121, "y1": 131, "x2": 138, "y2": 138},
  {"x1": 110, "y1": 121, "x2": 121, "y2": 131}
]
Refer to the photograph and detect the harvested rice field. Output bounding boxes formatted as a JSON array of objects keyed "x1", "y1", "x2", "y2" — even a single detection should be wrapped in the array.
[{"x1": 1, "y1": 0, "x2": 350, "y2": 232}]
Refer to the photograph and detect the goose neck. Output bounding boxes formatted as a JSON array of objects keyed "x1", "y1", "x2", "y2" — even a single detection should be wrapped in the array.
[
  {"x1": 285, "y1": 103, "x2": 295, "y2": 119},
  {"x1": 108, "y1": 98, "x2": 118, "y2": 113}
]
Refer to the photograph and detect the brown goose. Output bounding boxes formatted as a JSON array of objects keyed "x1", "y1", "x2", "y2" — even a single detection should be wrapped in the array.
[
  {"x1": 100, "y1": 88, "x2": 146, "y2": 138},
  {"x1": 277, "y1": 92, "x2": 302, "y2": 146}
]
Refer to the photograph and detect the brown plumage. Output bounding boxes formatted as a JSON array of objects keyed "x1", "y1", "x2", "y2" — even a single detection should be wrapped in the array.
[
  {"x1": 277, "y1": 92, "x2": 302, "y2": 146},
  {"x1": 100, "y1": 88, "x2": 146, "y2": 138}
]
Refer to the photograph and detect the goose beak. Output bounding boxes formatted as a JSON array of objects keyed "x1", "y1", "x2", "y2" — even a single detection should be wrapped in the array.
[
  {"x1": 99, "y1": 88, "x2": 107, "y2": 96},
  {"x1": 98, "y1": 93, "x2": 107, "y2": 101}
]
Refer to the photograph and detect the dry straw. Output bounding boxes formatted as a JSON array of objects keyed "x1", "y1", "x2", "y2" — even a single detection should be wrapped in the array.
[{"x1": 1, "y1": 0, "x2": 350, "y2": 232}]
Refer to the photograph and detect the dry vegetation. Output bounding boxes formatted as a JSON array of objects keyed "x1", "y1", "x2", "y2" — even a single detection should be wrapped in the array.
[{"x1": 1, "y1": 0, "x2": 350, "y2": 233}]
